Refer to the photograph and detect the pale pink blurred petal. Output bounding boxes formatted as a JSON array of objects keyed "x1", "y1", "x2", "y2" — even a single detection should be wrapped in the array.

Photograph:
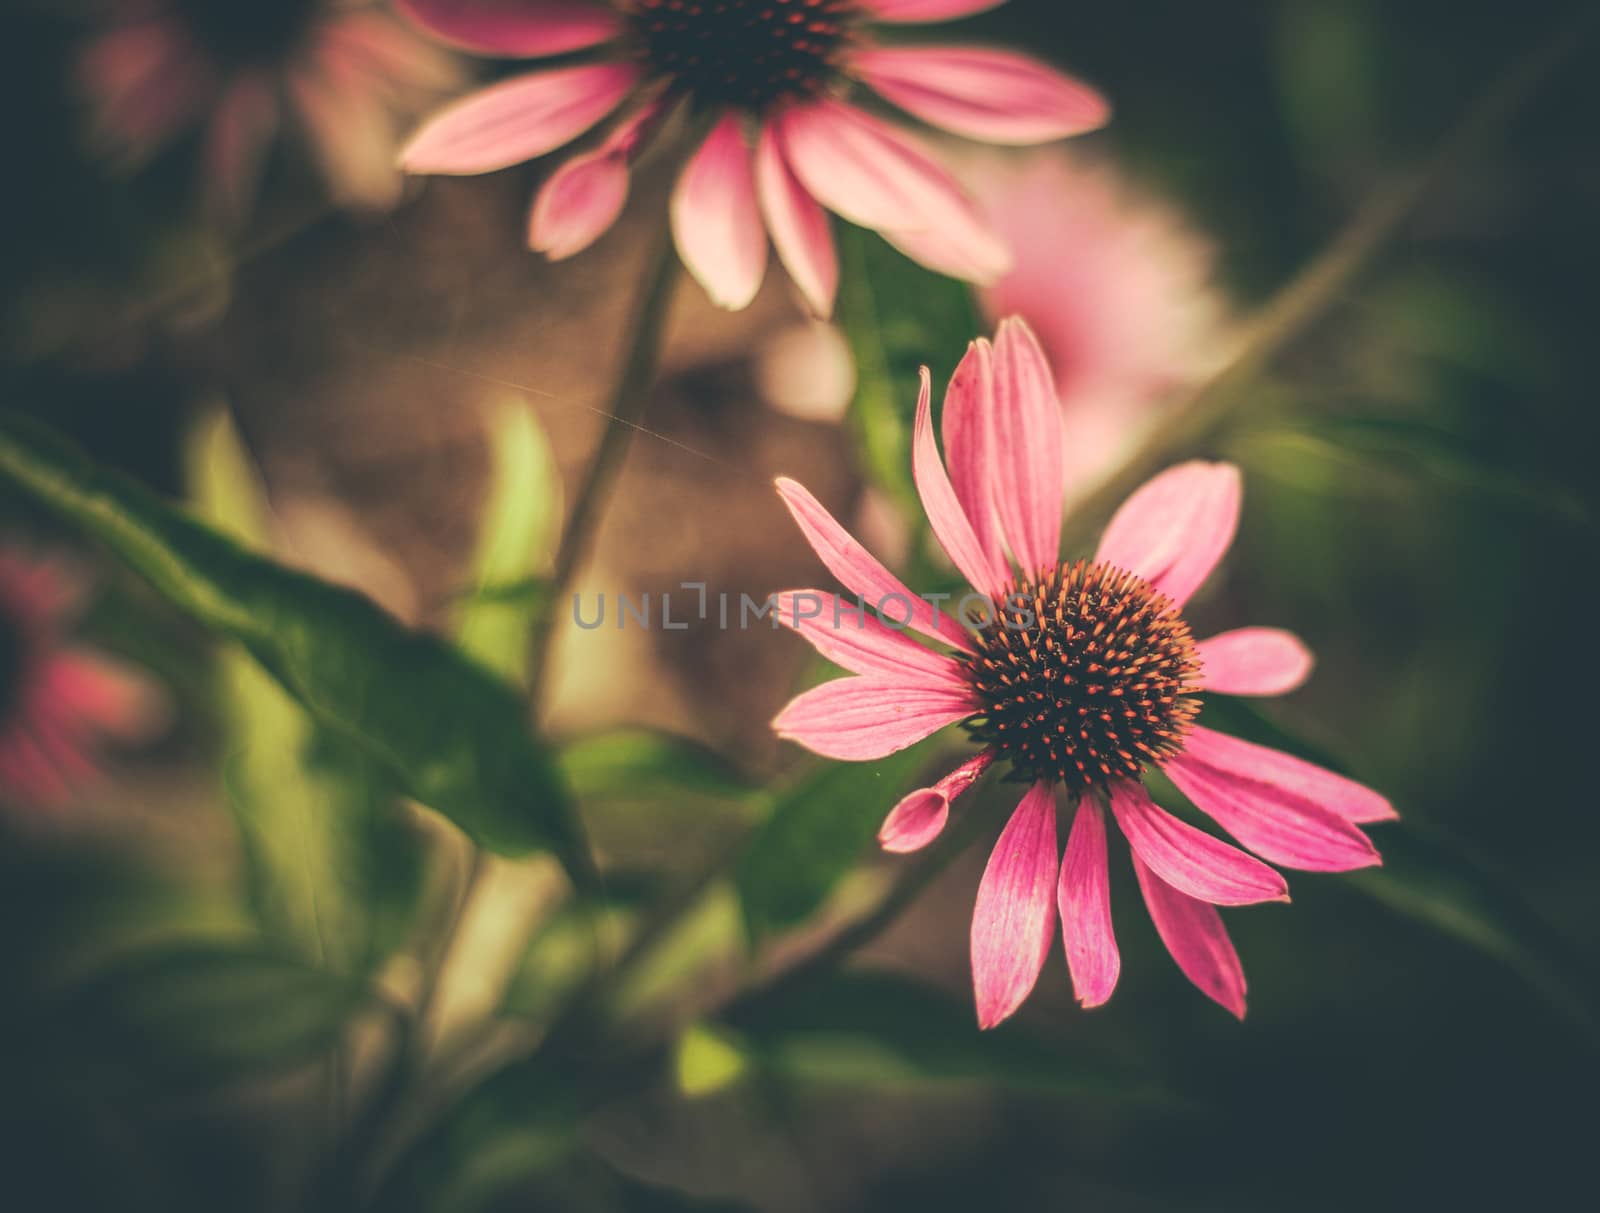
[
  {"x1": 1132, "y1": 851, "x2": 1248, "y2": 1018},
  {"x1": 400, "y1": 62, "x2": 638, "y2": 174},
  {"x1": 1198, "y1": 628, "x2": 1314, "y2": 696},
  {"x1": 1182, "y1": 726, "x2": 1397, "y2": 824},
  {"x1": 971, "y1": 780, "x2": 1059, "y2": 1029},
  {"x1": 774, "y1": 590, "x2": 970, "y2": 686},
  {"x1": 772, "y1": 676, "x2": 976, "y2": 760},
  {"x1": 395, "y1": 0, "x2": 621, "y2": 57},
  {"x1": 1058, "y1": 799, "x2": 1119, "y2": 1008},
  {"x1": 1165, "y1": 748, "x2": 1382, "y2": 873},
  {"x1": 775, "y1": 477, "x2": 975, "y2": 651},
  {"x1": 876, "y1": 224, "x2": 1013, "y2": 284},
  {"x1": 1109, "y1": 781, "x2": 1288, "y2": 906},
  {"x1": 672, "y1": 114, "x2": 768, "y2": 310},
  {"x1": 203, "y1": 74, "x2": 281, "y2": 224},
  {"x1": 323, "y1": 12, "x2": 465, "y2": 94},
  {"x1": 79, "y1": 18, "x2": 209, "y2": 156},
  {"x1": 852, "y1": 46, "x2": 1108, "y2": 145},
  {"x1": 912, "y1": 368, "x2": 1008, "y2": 594},
  {"x1": 755, "y1": 124, "x2": 838, "y2": 316},
  {"x1": 1094, "y1": 461, "x2": 1240, "y2": 606},
  {"x1": 859, "y1": 0, "x2": 1006, "y2": 20},
  {"x1": 42, "y1": 653, "x2": 168, "y2": 743},
  {"x1": 991, "y1": 317, "x2": 1064, "y2": 574},
  {"x1": 878, "y1": 750, "x2": 994, "y2": 853},
  {"x1": 530, "y1": 99, "x2": 664, "y2": 258},
  {"x1": 290, "y1": 64, "x2": 405, "y2": 210},
  {"x1": 940, "y1": 338, "x2": 1004, "y2": 562}
]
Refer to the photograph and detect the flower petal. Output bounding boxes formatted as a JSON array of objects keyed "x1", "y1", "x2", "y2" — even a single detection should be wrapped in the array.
[
  {"x1": 773, "y1": 676, "x2": 975, "y2": 760},
  {"x1": 913, "y1": 368, "x2": 1009, "y2": 595},
  {"x1": 971, "y1": 780, "x2": 1059, "y2": 1029},
  {"x1": 1094, "y1": 461, "x2": 1241, "y2": 606},
  {"x1": 1059, "y1": 799, "x2": 1119, "y2": 1008},
  {"x1": 774, "y1": 590, "x2": 969, "y2": 686},
  {"x1": 755, "y1": 123, "x2": 838, "y2": 316},
  {"x1": 1131, "y1": 852, "x2": 1248, "y2": 1019},
  {"x1": 394, "y1": 0, "x2": 621, "y2": 57},
  {"x1": 1181, "y1": 725, "x2": 1397, "y2": 824},
  {"x1": 1197, "y1": 628, "x2": 1314, "y2": 696},
  {"x1": 203, "y1": 74, "x2": 279, "y2": 224},
  {"x1": 1109, "y1": 781, "x2": 1287, "y2": 906},
  {"x1": 859, "y1": 0, "x2": 1006, "y2": 20},
  {"x1": 400, "y1": 62, "x2": 638, "y2": 175},
  {"x1": 775, "y1": 477, "x2": 974, "y2": 651},
  {"x1": 1165, "y1": 743, "x2": 1383, "y2": 872},
  {"x1": 991, "y1": 317, "x2": 1065, "y2": 575},
  {"x1": 529, "y1": 98, "x2": 663, "y2": 258},
  {"x1": 879, "y1": 750, "x2": 994, "y2": 853},
  {"x1": 671, "y1": 114, "x2": 768, "y2": 310},
  {"x1": 939, "y1": 338, "x2": 1005, "y2": 564},
  {"x1": 852, "y1": 46, "x2": 1108, "y2": 145},
  {"x1": 43, "y1": 652, "x2": 167, "y2": 742}
]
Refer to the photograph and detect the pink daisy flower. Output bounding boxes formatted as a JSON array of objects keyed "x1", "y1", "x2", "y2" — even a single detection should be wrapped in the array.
[
  {"x1": 77, "y1": 0, "x2": 463, "y2": 220},
  {"x1": 395, "y1": 0, "x2": 1108, "y2": 313},
  {"x1": 771, "y1": 318, "x2": 1394, "y2": 1027},
  {"x1": 0, "y1": 547, "x2": 165, "y2": 811}
]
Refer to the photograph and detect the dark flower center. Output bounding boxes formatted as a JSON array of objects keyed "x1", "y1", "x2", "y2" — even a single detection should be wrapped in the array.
[
  {"x1": 171, "y1": 0, "x2": 322, "y2": 67},
  {"x1": 965, "y1": 560, "x2": 1202, "y2": 792},
  {"x1": 628, "y1": 0, "x2": 855, "y2": 112}
]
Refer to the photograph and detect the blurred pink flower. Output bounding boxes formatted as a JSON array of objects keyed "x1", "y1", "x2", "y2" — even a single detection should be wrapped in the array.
[
  {"x1": 772, "y1": 318, "x2": 1393, "y2": 1027},
  {"x1": 0, "y1": 547, "x2": 166, "y2": 811},
  {"x1": 396, "y1": 0, "x2": 1108, "y2": 313},
  {"x1": 78, "y1": 0, "x2": 463, "y2": 220},
  {"x1": 971, "y1": 149, "x2": 1229, "y2": 498}
]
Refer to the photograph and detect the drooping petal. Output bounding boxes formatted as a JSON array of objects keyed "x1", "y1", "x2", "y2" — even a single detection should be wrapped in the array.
[
  {"x1": 1197, "y1": 628, "x2": 1314, "y2": 696},
  {"x1": 1094, "y1": 461, "x2": 1241, "y2": 606},
  {"x1": 754, "y1": 123, "x2": 838, "y2": 316},
  {"x1": 858, "y1": 0, "x2": 1006, "y2": 20},
  {"x1": 940, "y1": 338, "x2": 1004, "y2": 564},
  {"x1": 394, "y1": 0, "x2": 621, "y2": 57},
  {"x1": 913, "y1": 368, "x2": 1009, "y2": 595},
  {"x1": 1109, "y1": 781, "x2": 1287, "y2": 906},
  {"x1": 775, "y1": 477, "x2": 974, "y2": 651},
  {"x1": 876, "y1": 224, "x2": 1013, "y2": 284},
  {"x1": 773, "y1": 676, "x2": 976, "y2": 760},
  {"x1": 1181, "y1": 725, "x2": 1397, "y2": 824},
  {"x1": 774, "y1": 590, "x2": 969, "y2": 686},
  {"x1": 1165, "y1": 748, "x2": 1382, "y2": 873},
  {"x1": 1058, "y1": 799, "x2": 1119, "y2": 1008},
  {"x1": 879, "y1": 750, "x2": 994, "y2": 853},
  {"x1": 851, "y1": 46, "x2": 1108, "y2": 145},
  {"x1": 775, "y1": 100, "x2": 1009, "y2": 283},
  {"x1": 529, "y1": 98, "x2": 663, "y2": 258},
  {"x1": 1132, "y1": 852, "x2": 1247, "y2": 1019},
  {"x1": 203, "y1": 73, "x2": 279, "y2": 223},
  {"x1": 399, "y1": 62, "x2": 638, "y2": 175},
  {"x1": 991, "y1": 317, "x2": 1065, "y2": 575},
  {"x1": 971, "y1": 781, "x2": 1059, "y2": 1029},
  {"x1": 671, "y1": 114, "x2": 768, "y2": 310}
]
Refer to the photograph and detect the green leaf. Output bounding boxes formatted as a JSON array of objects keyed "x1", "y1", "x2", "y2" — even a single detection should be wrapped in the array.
[
  {"x1": 0, "y1": 409, "x2": 582, "y2": 868},
  {"x1": 559, "y1": 728, "x2": 760, "y2": 808},
  {"x1": 735, "y1": 746, "x2": 931, "y2": 943}
]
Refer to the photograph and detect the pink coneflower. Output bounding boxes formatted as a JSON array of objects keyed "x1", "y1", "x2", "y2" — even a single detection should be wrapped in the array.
[
  {"x1": 78, "y1": 0, "x2": 462, "y2": 220},
  {"x1": 395, "y1": 0, "x2": 1108, "y2": 313},
  {"x1": 771, "y1": 318, "x2": 1393, "y2": 1027},
  {"x1": 0, "y1": 547, "x2": 165, "y2": 811}
]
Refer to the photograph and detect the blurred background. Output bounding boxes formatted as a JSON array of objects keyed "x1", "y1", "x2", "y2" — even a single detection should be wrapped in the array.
[{"x1": 2, "y1": 1, "x2": 1598, "y2": 1210}]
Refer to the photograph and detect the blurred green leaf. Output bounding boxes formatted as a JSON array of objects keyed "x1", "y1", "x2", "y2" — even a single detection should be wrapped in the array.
[
  {"x1": 0, "y1": 410, "x2": 583, "y2": 868},
  {"x1": 560, "y1": 729, "x2": 759, "y2": 807}
]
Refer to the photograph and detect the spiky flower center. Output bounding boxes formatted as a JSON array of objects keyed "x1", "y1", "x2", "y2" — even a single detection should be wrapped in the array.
[
  {"x1": 172, "y1": 0, "x2": 321, "y2": 66},
  {"x1": 628, "y1": 0, "x2": 855, "y2": 112},
  {"x1": 965, "y1": 560, "x2": 1202, "y2": 792}
]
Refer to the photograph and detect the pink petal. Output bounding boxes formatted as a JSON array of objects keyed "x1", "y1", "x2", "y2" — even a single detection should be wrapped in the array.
[
  {"x1": 394, "y1": 0, "x2": 621, "y2": 57},
  {"x1": 774, "y1": 590, "x2": 969, "y2": 686},
  {"x1": 851, "y1": 46, "x2": 1108, "y2": 145},
  {"x1": 1094, "y1": 461, "x2": 1241, "y2": 606},
  {"x1": 859, "y1": 0, "x2": 1006, "y2": 20},
  {"x1": 1165, "y1": 746, "x2": 1383, "y2": 873},
  {"x1": 876, "y1": 224, "x2": 1013, "y2": 284},
  {"x1": 202, "y1": 74, "x2": 279, "y2": 224},
  {"x1": 772, "y1": 676, "x2": 976, "y2": 761},
  {"x1": 774, "y1": 99, "x2": 1009, "y2": 283},
  {"x1": 991, "y1": 317, "x2": 1065, "y2": 575},
  {"x1": 878, "y1": 750, "x2": 994, "y2": 853},
  {"x1": 1108, "y1": 781, "x2": 1287, "y2": 906},
  {"x1": 1132, "y1": 852, "x2": 1247, "y2": 1019},
  {"x1": 1182, "y1": 725, "x2": 1397, "y2": 825},
  {"x1": 529, "y1": 98, "x2": 663, "y2": 258},
  {"x1": 913, "y1": 368, "x2": 1009, "y2": 595},
  {"x1": 939, "y1": 338, "x2": 1005, "y2": 564},
  {"x1": 399, "y1": 62, "x2": 638, "y2": 175},
  {"x1": 44, "y1": 653, "x2": 166, "y2": 742},
  {"x1": 1198, "y1": 628, "x2": 1314, "y2": 696},
  {"x1": 671, "y1": 114, "x2": 768, "y2": 310},
  {"x1": 1058, "y1": 799, "x2": 1119, "y2": 1008},
  {"x1": 755, "y1": 123, "x2": 838, "y2": 316},
  {"x1": 971, "y1": 781, "x2": 1059, "y2": 1029},
  {"x1": 775, "y1": 477, "x2": 974, "y2": 652}
]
